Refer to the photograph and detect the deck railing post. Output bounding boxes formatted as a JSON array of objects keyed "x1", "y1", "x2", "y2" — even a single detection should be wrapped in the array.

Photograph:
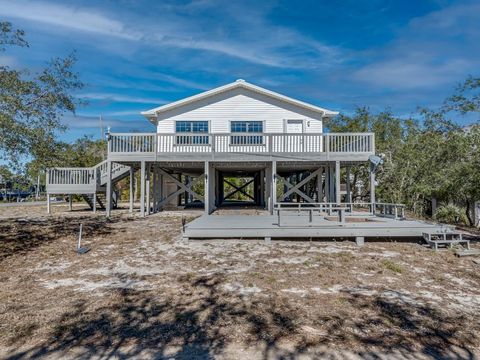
[{"x1": 325, "y1": 133, "x2": 330, "y2": 159}]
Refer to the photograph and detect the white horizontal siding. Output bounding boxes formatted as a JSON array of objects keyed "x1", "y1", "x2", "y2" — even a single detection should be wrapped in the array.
[{"x1": 156, "y1": 88, "x2": 323, "y2": 134}]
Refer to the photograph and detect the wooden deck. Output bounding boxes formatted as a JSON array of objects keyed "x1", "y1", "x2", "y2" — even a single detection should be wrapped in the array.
[{"x1": 183, "y1": 213, "x2": 448, "y2": 241}]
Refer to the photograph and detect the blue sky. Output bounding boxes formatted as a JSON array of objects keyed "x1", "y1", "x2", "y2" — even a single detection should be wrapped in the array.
[{"x1": 1, "y1": 0, "x2": 479, "y2": 142}]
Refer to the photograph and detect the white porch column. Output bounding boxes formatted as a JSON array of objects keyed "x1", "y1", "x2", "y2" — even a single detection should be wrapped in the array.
[
  {"x1": 140, "y1": 161, "x2": 146, "y2": 217},
  {"x1": 106, "y1": 160, "x2": 112, "y2": 217},
  {"x1": 68, "y1": 195, "x2": 73, "y2": 211},
  {"x1": 129, "y1": 167, "x2": 134, "y2": 213},
  {"x1": 47, "y1": 193, "x2": 51, "y2": 214},
  {"x1": 335, "y1": 161, "x2": 341, "y2": 205},
  {"x1": 92, "y1": 193, "x2": 97, "y2": 214}
]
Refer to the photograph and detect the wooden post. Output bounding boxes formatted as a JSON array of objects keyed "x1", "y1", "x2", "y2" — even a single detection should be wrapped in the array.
[
  {"x1": 431, "y1": 198, "x2": 437, "y2": 216},
  {"x1": 370, "y1": 163, "x2": 376, "y2": 214},
  {"x1": 159, "y1": 173, "x2": 164, "y2": 211},
  {"x1": 140, "y1": 161, "x2": 146, "y2": 217},
  {"x1": 146, "y1": 165, "x2": 151, "y2": 215},
  {"x1": 152, "y1": 165, "x2": 157, "y2": 213},
  {"x1": 346, "y1": 165, "x2": 352, "y2": 210},
  {"x1": 265, "y1": 165, "x2": 272, "y2": 213},
  {"x1": 335, "y1": 161, "x2": 341, "y2": 205},
  {"x1": 46, "y1": 171, "x2": 50, "y2": 214},
  {"x1": 69, "y1": 195, "x2": 73, "y2": 211},
  {"x1": 92, "y1": 193, "x2": 96, "y2": 214},
  {"x1": 324, "y1": 165, "x2": 330, "y2": 203},
  {"x1": 129, "y1": 167, "x2": 134, "y2": 213},
  {"x1": 209, "y1": 165, "x2": 216, "y2": 213},
  {"x1": 204, "y1": 161, "x2": 209, "y2": 214},
  {"x1": 106, "y1": 160, "x2": 112, "y2": 217},
  {"x1": 317, "y1": 166, "x2": 323, "y2": 202},
  {"x1": 272, "y1": 161, "x2": 277, "y2": 211}
]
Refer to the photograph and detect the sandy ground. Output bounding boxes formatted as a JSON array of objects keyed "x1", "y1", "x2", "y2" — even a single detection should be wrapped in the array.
[{"x1": 0, "y1": 202, "x2": 480, "y2": 359}]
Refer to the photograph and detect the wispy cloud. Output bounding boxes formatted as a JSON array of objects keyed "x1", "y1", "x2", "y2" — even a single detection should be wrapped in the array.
[
  {"x1": 0, "y1": 0, "x2": 341, "y2": 69},
  {"x1": 79, "y1": 93, "x2": 167, "y2": 105},
  {"x1": 0, "y1": 0, "x2": 142, "y2": 40},
  {"x1": 0, "y1": 55, "x2": 18, "y2": 67},
  {"x1": 351, "y1": 1, "x2": 480, "y2": 90},
  {"x1": 61, "y1": 114, "x2": 153, "y2": 131}
]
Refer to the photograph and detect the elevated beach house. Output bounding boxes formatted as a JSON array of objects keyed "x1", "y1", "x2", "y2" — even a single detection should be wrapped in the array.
[{"x1": 46, "y1": 79, "x2": 381, "y2": 216}]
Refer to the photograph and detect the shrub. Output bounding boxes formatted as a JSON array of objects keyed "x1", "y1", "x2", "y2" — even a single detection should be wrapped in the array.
[
  {"x1": 433, "y1": 204, "x2": 468, "y2": 225},
  {"x1": 381, "y1": 259, "x2": 403, "y2": 273}
]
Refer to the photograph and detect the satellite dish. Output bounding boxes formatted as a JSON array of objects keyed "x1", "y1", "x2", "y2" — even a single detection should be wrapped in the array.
[{"x1": 369, "y1": 155, "x2": 384, "y2": 172}]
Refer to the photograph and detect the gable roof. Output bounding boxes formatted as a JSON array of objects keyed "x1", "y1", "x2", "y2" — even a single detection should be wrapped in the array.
[{"x1": 141, "y1": 79, "x2": 338, "y2": 122}]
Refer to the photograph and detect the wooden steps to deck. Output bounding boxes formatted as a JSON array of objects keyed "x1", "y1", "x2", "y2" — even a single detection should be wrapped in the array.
[{"x1": 81, "y1": 190, "x2": 119, "y2": 211}]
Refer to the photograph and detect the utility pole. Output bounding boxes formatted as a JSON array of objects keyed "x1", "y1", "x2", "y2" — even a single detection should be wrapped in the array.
[{"x1": 100, "y1": 115, "x2": 104, "y2": 141}]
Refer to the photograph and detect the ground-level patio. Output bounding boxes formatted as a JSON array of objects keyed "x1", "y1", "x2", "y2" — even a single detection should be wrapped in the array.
[
  {"x1": 184, "y1": 212, "x2": 446, "y2": 242},
  {"x1": 1, "y1": 203, "x2": 479, "y2": 359}
]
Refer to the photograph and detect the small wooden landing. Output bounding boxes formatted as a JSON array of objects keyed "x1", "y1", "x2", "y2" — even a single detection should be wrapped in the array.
[{"x1": 422, "y1": 230, "x2": 469, "y2": 251}]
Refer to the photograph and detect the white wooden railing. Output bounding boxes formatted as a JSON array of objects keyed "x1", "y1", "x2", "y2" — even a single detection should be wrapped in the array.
[
  {"x1": 108, "y1": 132, "x2": 375, "y2": 155},
  {"x1": 46, "y1": 161, "x2": 130, "y2": 193},
  {"x1": 274, "y1": 201, "x2": 406, "y2": 220},
  {"x1": 47, "y1": 168, "x2": 95, "y2": 185}
]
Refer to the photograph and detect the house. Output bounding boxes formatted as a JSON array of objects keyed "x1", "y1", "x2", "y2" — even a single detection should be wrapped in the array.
[{"x1": 46, "y1": 79, "x2": 377, "y2": 218}]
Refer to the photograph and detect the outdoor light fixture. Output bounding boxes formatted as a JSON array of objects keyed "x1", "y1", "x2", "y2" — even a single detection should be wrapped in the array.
[
  {"x1": 105, "y1": 126, "x2": 111, "y2": 141},
  {"x1": 369, "y1": 155, "x2": 384, "y2": 172}
]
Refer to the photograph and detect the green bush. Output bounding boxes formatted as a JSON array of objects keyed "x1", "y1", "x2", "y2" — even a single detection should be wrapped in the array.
[{"x1": 433, "y1": 204, "x2": 468, "y2": 225}]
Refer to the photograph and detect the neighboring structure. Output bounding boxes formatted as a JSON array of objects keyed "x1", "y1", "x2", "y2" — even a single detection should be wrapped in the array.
[{"x1": 46, "y1": 79, "x2": 377, "y2": 217}]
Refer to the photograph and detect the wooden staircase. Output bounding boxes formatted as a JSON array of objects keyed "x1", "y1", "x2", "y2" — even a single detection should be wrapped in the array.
[
  {"x1": 47, "y1": 160, "x2": 130, "y2": 212},
  {"x1": 82, "y1": 190, "x2": 119, "y2": 211}
]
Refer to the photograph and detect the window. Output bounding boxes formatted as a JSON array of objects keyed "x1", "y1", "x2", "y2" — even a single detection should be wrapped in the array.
[
  {"x1": 230, "y1": 121, "x2": 264, "y2": 145},
  {"x1": 175, "y1": 121, "x2": 209, "y2": 145}
]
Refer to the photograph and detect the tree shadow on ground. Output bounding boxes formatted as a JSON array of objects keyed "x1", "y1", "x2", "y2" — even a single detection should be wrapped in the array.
[
  {"x1": 4, "y1": 274, "x2": 478, "y2": 359},
  {"x1": 0, "y1": 215, "x2": 137, "y2": 263}
]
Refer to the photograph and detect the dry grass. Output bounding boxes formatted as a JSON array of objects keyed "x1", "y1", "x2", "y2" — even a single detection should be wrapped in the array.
[{"x1": 0, "y1": 202, "x2": 479, "y2": 359}]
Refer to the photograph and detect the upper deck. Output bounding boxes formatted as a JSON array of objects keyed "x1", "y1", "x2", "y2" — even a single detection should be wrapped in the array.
[{"x1": 107, "y1": 132, "x2": 375, "y2": 163}]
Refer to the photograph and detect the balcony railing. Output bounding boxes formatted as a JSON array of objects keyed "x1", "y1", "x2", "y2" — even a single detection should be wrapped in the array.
[{"x1": 108, "y1": 132, "x2": 375, "y2": 156}]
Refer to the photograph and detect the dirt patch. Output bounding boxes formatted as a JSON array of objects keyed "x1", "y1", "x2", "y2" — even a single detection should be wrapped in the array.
[{"x1": 0, "y1": 202, "x2": 479, "y2": 359}]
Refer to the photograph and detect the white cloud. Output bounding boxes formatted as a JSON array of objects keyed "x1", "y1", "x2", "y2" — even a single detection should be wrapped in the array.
[
  {"x1": 0, "y1": 0, "x2": 142, "y2": 40},
  {"x1": 353, "y1": 59, "x2": 471, "y2": 89},
  {"x1": 79, "y1": 93, "x2": 166, "y2": 105},
  {"x1": 351, "y1": 2, "x2": 480, "y2": 90},
  {"x1": 0, "y1": 55, "x2": 18, "y2": 67},
  {"x1": 61, "y1": 114, "x2": 152, "y2": 131},
  {"x1": 0, "y1": 0, "x2": 341, "y2": 69}
]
